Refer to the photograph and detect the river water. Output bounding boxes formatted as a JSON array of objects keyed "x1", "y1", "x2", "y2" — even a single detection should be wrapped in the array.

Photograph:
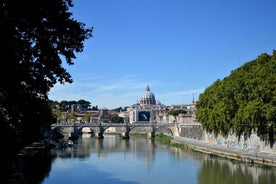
[{"x1": 8, "y1": 134, "x2": 276, "y2": 184}]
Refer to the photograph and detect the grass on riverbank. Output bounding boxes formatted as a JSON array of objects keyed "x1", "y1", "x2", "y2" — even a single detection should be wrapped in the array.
[{"x1": 155, "y1": 133, "x2": 173, "y2": 143}]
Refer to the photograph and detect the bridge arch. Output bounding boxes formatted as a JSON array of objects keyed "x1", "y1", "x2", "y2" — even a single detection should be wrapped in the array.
[
  {"x1": 77, "y1": 127, "x2": 93, "y2": 134},
  {"x1": 51, "y1": 122, "x2": 180, "y2": 139},
  {"x1": 155, "y1": 126, "x2": 174, "y2": 136},
  {"x1": 102, "y1": 125, "x2": 122, "y2": 134}
]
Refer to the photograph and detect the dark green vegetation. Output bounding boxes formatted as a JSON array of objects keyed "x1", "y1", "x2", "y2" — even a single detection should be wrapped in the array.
[
  {"x1": 196, "y1": 51, "x2": 276, "y2": 146},
  {"x1": 110, "y1": 106, "x2": 129, "y2": 112},
  {"x1": 168, "y1": 109, "x2": 187, "y2": 116},
  {"x1": 0, "y1": 0, "x2": 92, "y2": 166},
  {"x1": 50, "y1": 99, "x2": 99, "y2": 111},
  {"x1": 111, "y1": 115, "x2": 124, "y2": 123},
  {"x1": 155, "y1": 133, "x2": 173, "y2": 143}
]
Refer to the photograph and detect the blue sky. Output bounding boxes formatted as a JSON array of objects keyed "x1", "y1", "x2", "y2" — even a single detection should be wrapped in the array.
[{"x1": 49, "y1": 0, "x2": 276, "y2": 109}]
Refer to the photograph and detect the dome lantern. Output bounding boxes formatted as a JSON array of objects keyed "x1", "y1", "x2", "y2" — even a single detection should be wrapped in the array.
[{"x1": 140, "y1": 85, "x2": 156, "y2": 105}]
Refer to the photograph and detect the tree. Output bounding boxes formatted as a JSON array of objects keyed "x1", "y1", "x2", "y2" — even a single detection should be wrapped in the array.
[
  {"x1": 0, "y1": 0, "x2": 92, "y2": 159},
  {"x1": 111, "y1": 115, "x2": 124, "y2": 124},
  {"x1": 77, "y1": 99, "x2": 91, "y2": 109},
  {"x1": 52, "y1": 108, "x2": 63, "y2": 123},
  {"x1": 168, "y1": 109, "x2": 187, "y2": 116},
  {"x1": 83, "y1": 112, "x2": 91, "y2": 123},
  {"x1": 196, "y1": 51, "x2": 276, "y2": 146},
  {"x1": 69, "y1": 112, "x2": 77, "y2": 122},
  {"x1": 59, "y1": 100, "x2": 70, "y2": 111},
  {"x1": 111, "y1": 107, "x2": 123, "y2": 112}
]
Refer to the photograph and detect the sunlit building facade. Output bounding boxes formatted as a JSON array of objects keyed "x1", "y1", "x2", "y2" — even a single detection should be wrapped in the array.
[{"x1": 127, "y1": 85, "x2": 168, "y2": 124}]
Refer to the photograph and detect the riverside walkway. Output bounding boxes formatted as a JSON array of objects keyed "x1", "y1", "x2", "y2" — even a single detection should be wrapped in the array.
[{"x1": 174, "y1": 136, "x2": 276, "y2": 167}]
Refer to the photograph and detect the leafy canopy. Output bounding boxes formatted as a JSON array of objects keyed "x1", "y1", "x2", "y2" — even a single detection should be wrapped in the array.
[
  {"x1": 0, "y1": 0, "x2": 92, "y2": 155},
  {"x1": 169, "y1": 109, "x2": 187, "y2": 116},
  {"x1": 196, "y1": 51, "x2": 276, "y2": 146}
]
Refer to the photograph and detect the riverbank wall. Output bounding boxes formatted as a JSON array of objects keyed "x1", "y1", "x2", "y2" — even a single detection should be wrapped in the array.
[
  {"x1": 173, "y1": 136, "x2": 276, "y2": 167},
  {"x1": 179, "y1": 126, "x2": 276, "y2": 154}
]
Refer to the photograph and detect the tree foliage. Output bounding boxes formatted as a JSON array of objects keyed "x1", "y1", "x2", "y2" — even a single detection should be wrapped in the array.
[
  {"x1": 111, "y1": 107, "x2": 124, "y2": 112},
  {"x1": 111, "y1": 115, "x2": 124, "y2": 124},
  {"x1": 77, "y1": 99, "x2": 91, "y2": 109},
  {"x1": 0, "y1": 0, "x2": 92, "y2": 157},
  {"x1": 196, "y1": 51, "x2": 276, "y2": 146},
  {"x1": 168, "y1": 109, "x2": 187, "y2": 116},
  {"x1": 83, "y1": 112, "x2": 91, "y2": 122},
  {"x1": 50, "y1": 99, "x2": 92, "y2": 111}
]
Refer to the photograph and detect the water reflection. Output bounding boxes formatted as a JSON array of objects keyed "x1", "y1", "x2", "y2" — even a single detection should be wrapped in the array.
[
  {"x1": 53, "y1": 135, "x2": 158, "y2": 168},
  {"x1": 4, "y1": 151, "x2": 55, "y2": 184},
  {"x1": 198, "y1": 157, "x2": 276, "y2": 184},
  {"x1": 4, "y1": 134, "x2": 276, "y2": 184},
  {"x1": 169, "y1": 146, "x2": 276, "y2": 184}
]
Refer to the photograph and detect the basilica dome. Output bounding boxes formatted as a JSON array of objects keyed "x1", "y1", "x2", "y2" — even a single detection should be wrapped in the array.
[{"x1": 140, "y1": 85, "x2": 156, "y2": 105}]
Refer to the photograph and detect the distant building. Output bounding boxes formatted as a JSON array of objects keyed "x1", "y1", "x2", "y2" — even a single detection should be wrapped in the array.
[
  {"x1": 61, "y1": 85, "x2": 197, "y2": 124},
  {"x1": 125, "y1": 85, "x2": 198, "y2": 124},
  {"x1": 98, "y1": 108, "x2": 110, "y2": 122},
  {"x1": 127, "y1": 85, "x2": 168, "y2": 124},
  {"x1": 86, "y1": 110, "x2": 100, "y2": 123}
]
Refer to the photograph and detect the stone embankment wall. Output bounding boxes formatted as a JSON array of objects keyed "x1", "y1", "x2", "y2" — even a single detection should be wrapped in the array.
[
  {"x1": 179, "y1": 125, "x2": 276, "y2": 154},
  {"x1": 179, "y1": 126, "x2": 204, "y2": 140},
  {"x1": 204, "y1": 132, "x2": 276, "y2": 154}
]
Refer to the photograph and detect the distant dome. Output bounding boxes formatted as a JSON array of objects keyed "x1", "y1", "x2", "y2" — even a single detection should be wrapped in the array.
[{"x1": 140, "y1": 85, "x2": 156, "y2": 105}]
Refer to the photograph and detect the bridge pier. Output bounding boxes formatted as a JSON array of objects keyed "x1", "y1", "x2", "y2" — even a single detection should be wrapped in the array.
[
  {"x1": 146, "y1": 132, "x2": 155, "y2": 139},
  {"x1": 95, "y1": 133, "x2": 104, "y2": 139},
  {"x1": 121, "y1": 132, "x2": 130, "y2": 139},
  {"x1": 94, "y1": 122, "x2": 105, "y2": 139}
]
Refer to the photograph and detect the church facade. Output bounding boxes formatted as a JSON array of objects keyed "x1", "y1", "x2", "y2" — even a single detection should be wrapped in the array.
[{"x1": 127, "y1": 85, "x2": 168, "y2": 124}]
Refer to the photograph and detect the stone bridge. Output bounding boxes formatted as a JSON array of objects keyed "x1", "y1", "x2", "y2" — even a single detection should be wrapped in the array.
[{"x1": 51, "y1": 122, "x2": 187, "y2": 139}]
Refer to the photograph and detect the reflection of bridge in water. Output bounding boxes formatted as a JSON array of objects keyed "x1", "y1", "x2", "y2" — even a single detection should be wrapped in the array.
[{"x1": 51, "y1": 122, "x2": 201, "y2": 139}]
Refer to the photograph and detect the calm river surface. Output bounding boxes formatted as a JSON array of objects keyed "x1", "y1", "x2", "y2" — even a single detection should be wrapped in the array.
[{"x1": 20, "y1": 134, "x2": 275, "y2": 184}]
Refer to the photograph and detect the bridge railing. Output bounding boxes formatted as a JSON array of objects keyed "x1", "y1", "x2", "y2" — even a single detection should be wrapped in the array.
[{"x1": 51, "y1": 121, "x2": 201, "y2": 128}]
